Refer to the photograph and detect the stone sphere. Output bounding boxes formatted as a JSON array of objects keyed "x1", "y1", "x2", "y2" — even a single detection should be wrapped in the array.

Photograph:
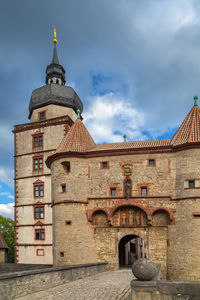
[{"x1": 132, "y1": 258, "x2": 160, "y2": 281}]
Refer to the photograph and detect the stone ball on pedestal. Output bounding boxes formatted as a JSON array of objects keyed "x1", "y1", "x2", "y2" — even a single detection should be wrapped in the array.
[{"x1": 132, "y1": 258, "x2": 160, "y2": 281}]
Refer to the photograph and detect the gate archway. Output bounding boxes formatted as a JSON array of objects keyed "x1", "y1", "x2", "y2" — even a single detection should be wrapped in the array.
[{"x1": 118, "y1": 234, "x2": 143, "y2": 267}]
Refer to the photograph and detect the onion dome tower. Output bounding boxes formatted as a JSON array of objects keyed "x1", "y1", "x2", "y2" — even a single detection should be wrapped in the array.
[{"x1": 28, "y1": 28, "x2": 83, "y2": 121}]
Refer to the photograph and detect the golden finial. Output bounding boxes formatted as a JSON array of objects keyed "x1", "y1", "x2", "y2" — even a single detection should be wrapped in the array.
[{"x1": 53, "y1": 27, "x2": 57, "y2": 44}]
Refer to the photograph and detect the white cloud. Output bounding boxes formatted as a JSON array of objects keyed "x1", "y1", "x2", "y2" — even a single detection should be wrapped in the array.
[
  {"x1": 83, "y1": 93, "x2": 148, "y2": 143},
  {"x1": 0, "y1": 203, "x2": 14, "y2": 220},
  {"x1": 0, "y1": 167, "x2": 14, "y2": 187}
]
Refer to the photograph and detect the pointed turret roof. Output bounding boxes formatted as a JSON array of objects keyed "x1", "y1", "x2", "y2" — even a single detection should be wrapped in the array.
[
  {"x1": 55, "y1": 118, "x2": 96, "y2": 153},
  {"x1": 171, "y1": 96, "x2": 200, "y2": 146},
  {"x1": 51, "y1": 43, "x2": 59, "y2": 65}
]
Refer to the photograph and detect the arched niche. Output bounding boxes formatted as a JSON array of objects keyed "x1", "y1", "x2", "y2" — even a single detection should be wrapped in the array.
[
  {"x1": 112, "y1": 206, "x2": 147, "y2": 227},
  {"x1": 152, "y1": 209, "x2": 170, "y2": 226},
  {"x1": 123, "y1": 178, "x2": 132, "y2": 198},
  {"x1": 92, "y1": 210, "x2": 109, "y2": 227}
]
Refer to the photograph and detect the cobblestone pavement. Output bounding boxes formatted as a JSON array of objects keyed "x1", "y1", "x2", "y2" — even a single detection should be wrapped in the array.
[{"x1": 16, "y1": 269, "x2": 133, "y2": 300}]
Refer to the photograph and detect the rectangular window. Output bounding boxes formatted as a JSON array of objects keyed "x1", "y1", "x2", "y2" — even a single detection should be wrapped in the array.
[
  {"x1": 148, "y1": 159, "x2": 155, "y2": 166},
  {"x1": 33, "y1": 157, "x2": 43, "y2": 170},
  {"x1": 61, "y1": 184, "x2": 66, "y2": 193},
  {"x1": 34, "y1": 184, "x2": 44, "y2": 197},
  {"x1": 39, "y1": 136, "x2": 43, "y2": 147},
  {"x1": 35, "y1": 229, "x2": 45, "y2": 240},
  {"x1": 100, "y1": 161, "x2": 109, "y2": 169},
  {"x1": 141, "y1": 187, "x2": 147, "y2": 197},
  {"x1": 189, "y1": 180, "x2": 195, "y2": 188},
  {"x1": 39, "y1": 111, "x2": 46, "y2": 120},
  {"x1": 33, "y1": 135, "x2": 43, "y2": 148},
  {"x1": 111, "y1": 188, "x2": 116, "y2": 197},
  {"x1": 193, "y1": 214, "x2": 200, "y2": 219},
  {"x1": 61, "y1": 161, "x2": 70, "y2": 173},
  {"x1": 34, "y1": 206, "x2": 44, "y2": 219},
  {"x1": 103, "y1": 162, "x2": 108, "y2": 168}
]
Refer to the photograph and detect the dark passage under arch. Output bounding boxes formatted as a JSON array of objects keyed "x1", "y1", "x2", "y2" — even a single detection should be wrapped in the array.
[{"x1": 118, "y1": 234, "x2": 142, "y2": 267}]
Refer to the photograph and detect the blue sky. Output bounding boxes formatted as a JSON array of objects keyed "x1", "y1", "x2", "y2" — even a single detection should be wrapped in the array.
[{"x1": 1, "y1": 0, "x2": 200, "y2": 219}]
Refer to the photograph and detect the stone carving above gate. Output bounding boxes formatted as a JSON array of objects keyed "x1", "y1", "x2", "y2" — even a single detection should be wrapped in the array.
[
  {"x1": 113, "y1": 206, "x2": 147, "y2": 227},
  {"x1": 123, "y1": 163, "x2": 133, "y2": 176}
]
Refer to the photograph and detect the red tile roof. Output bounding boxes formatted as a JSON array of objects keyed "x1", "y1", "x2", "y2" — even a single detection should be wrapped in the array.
[
  {"x1": 0, "y1": 232, "x2": 8, "y2": 249},
  {"x1": 55, "y1": 119, "x2": 96, "y2": 153},
  {"x1": 90, "y1": 139, "x2": 171, "y2": 151},
  {"x1": 49, "y1": 104, "x2": 200, "y2": 161},
  {"x1": 171, "y1": 105, "x2": 200, "y2": 146}
]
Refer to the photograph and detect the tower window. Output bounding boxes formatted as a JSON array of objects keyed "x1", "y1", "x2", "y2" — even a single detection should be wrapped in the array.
[
  {"x1": 189, "y1": 180, "x2": 195, "y2": 188},
  {"x1": 61, "y1": 161, "x2": 71, "y2": 173},
  {"x1": 56, "y1": 79, "x2": 59, "y2": 84},
  {"x1": 38, "y1": 111, "x2": 46, "y2": 121},
  {"x1": 33, "y1": 157, "x2": 43, "y2": 170},
  {"x1": 34, "y1": 184, "x2": 44, "y2": 197},
  {"x1": 34, "y1": 206, "x2": 44, "y2": 219},
  {"x1": 33, "y1": 135, "x2": 43, "y2": 148},
  {"x1": 110, "y1": 188, "x2": 116, "y2": 197},
  {"x1": 61, "y1": 184, "x2": 66, "y2": 193},
  {"x1": 141, "y1": 187, "x2": 147, "y2": 197},
  {"x1": 35, "y1": 229, "x2": 45, "y2": 240},
  {"x1": 50, "y1": 79, "x2": 53, "y2": 84}
]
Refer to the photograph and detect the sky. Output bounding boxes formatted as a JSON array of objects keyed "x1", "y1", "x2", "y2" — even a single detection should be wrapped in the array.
[{"x1": 1, "y1": 0, "x2": 200, "y2": 219}]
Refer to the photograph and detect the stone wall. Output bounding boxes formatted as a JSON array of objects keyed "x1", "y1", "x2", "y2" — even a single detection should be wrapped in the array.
[
  {"x1": 0, "y1": 262, "x2": 107, "y2": 300},
  {"x1": 131, "y1": 280, "x2": 200, "y2": 299},
  {"x1": 0, "y1": 263, "x2": 52, "y2": 273},
  {"x1": 51, "y1": 154, "x2": 176, "y2": 277}
]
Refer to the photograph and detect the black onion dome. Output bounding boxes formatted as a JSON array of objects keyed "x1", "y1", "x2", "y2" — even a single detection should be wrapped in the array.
[{"x1": 28, "y1": 84, "x2": 83, "y2": 119}]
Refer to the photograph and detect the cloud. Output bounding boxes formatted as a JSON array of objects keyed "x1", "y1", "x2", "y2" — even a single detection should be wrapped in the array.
[
  {"x1": 0, "y1": 167, "x2": 14, "y2": 188},
  {"x1": 84, "y1": 93, "x2": 147, "y2": 143},
  {"x1": 0, "y1": 203, "x2": 14, "y2": 219}
]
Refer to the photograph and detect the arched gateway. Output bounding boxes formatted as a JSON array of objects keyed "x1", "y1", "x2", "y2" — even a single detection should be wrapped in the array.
[{"x1": 118, "y1": 234, "x2": 144, "y2": 267}]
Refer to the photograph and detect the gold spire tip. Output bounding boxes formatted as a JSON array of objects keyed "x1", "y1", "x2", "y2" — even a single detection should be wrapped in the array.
[{"x1": 53, "y1": 27, "x2": 57, "y2": 44}]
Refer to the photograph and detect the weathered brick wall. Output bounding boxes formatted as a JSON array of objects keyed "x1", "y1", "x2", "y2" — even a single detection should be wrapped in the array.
[{"x1": 51, "y1": 144, "x2": 200, "y2": 280}]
